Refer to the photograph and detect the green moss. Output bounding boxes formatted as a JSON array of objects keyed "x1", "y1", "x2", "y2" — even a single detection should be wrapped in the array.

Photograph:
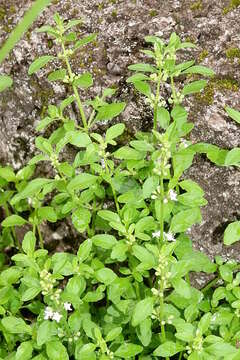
[
  {"x1": 226, "y1": 47, "x2": 240, "y2": 62},
  {"x1": 195, "y1": 77, "x2": 239, "y2": 105},
  {"x1": 111, "y1": 10, "x2": 117, "y2": 17},
  {"x1": 198, "y1": 49, "x2": 209, "y2": 62},
  {"x1": 0, "y1": 6, "x2": 6, "y2": 20},
  {"x1": 223, "y1": 0, "x2": 240, "y2": 14},
  {"x1": 52, "y1": 0, "x2": 59, "y2": 4},
  {"x1": 149, "y1": 9, "x2": 158, "y2": 17},
  {"x1": 190, "y1": 1, "x2": 202, "y2": 11}
]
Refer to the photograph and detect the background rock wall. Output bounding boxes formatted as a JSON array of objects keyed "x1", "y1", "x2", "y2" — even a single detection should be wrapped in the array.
[{"x1": 1, "y1": 0, "x2": 240, "y2": 265}]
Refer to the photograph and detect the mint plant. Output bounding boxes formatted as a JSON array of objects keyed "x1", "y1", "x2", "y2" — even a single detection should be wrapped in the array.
[{"x1": 0, "y1": 13, "x2": 240, "y2": 360}]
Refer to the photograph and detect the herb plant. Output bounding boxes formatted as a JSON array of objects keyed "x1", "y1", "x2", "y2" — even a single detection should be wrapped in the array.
[{"x1": 0, "y1": 13, "x2": 240, "y2": 360}]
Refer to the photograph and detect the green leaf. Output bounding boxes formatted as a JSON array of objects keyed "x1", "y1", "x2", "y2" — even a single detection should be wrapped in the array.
[
  {"x1": 132, "y1": 297, "x2": 154, "y2": 327},
  {"x1": 2, "y1": 215, "x2": 27, "y2": 227},
  {"x1": 95, "y1": 268, "x2": 117, "y2": 285},
  {"x1": 142, "y1": 176, "x2": 158, "y2": 199},
  {"x1": 132, "y1": 245, "x2": 156, "y2": 267},
  {"x1": 95, "y1": 102, "x2": 126, "y2": 121},
  {"x1": 175, "y1": 321, "x2": 195, "y2": 342},
  {"x1": 48, "y1": 69, "x2": 66, "y2": 81},
  {"x1": 128, "y1": 63, "x2": 157, "y2": 72},
  {"x1": 77, "y1": 239, "x2": 92, "y2": 262},
  {"x1": 205, "y1": 342, "x2": 237, "y2": 358},
  {"x1": 170, "y1": 208, "x2": 202, "y2": 233},
  {"x1": 46, "y1": 341, "x2": 69, "y2": 360},
  {"x1": 105, "y1": 327, "x2": 122, "y2": 342},
  {"x1": 72, "y1": 208, "x2": 91, "y2": 233},
  {"x1": 0, "y1": 166, "x2": 16, "y2": 181},
  {"x1": 68, "y1": 131, "x2": 91, "y2": 147},
  {"x1": 73, "y1": 72, "x2": 93, "y2": 88},
  {"x1": 106, "y1": 123, "x2": 125, "y2": 142},
  {"x1": 182, "y1": 65, "x2": 215, "y2": 76},
  {"x1": 225, "y1": 148, "x2": 240, "y2": 166},
  {"x1": 67, "y1": 173, "x2": 97, "y2": 192},
  {"x1": 171, "y1": 278, "x2": 192, "y2": 299},
  {"x1": 92, "y1": 234, "x2": 117, "y2": 249},
  {"x1": 114, "y1": 146, "x2": 142, "y2": 160},
  {"x1": 225, "y1": 106, "x2": 240, "y2": 124},
  {"x1": 74, "y1": 34, "x2": 97, "y2": 49},
  {"x1": 98, "y1": 210, "x2": 120, "y2": 223},
  {"x1": 28, "y1": 55, "x2": 54, "y2": 75},
  {"x1": 37, "y1": 321, "x2": 56, "y2": 346},
  {"x1": 115, "y1": 344, "x2": 143, "y2": 358},
  {"x1": 0, "y1": 75, "x2": 13, "y2": 92},
  {"x1": 10, "y1": 178, "x2": 53, "y2": 205},
  {"x1": 22, "y1": 231, "x2": 36, "y2": 256},
  {"x1": 66, "y1": 275, "x2": 86, "y2": 296},
  {"x1": 2, "y1": 316, "x2": 32, "y2": 334},
  {"x1": 157, "y1": 107, "x2": 170, "y2": 129},
  {"x1": 21, "y1": 287, "x2": 41, "y2": 302},
  {"x1": 153, "y1": 341, "x2": 184, "y2": 357},
  {"x1": 127, "y1": 73, "x2": 149, "y2": 83},
  {"x1": 16, "y1": 341, "x2": 33, "y2": 360},
  {"x1": 137, "y1": 318, "x2": 152, "y2": 346},
  {"x1": 38, "y1": 206, "x2": 57, "y2": 222},
  {"x1": 182, "y1": 80, "x2": 207, "y2": 95},
  {"x1": 133, "y1": 81, "x2": 151, "y2": 96},
  {"x1": 224, "y1": 221, "x2": 240, "y2": 245}
]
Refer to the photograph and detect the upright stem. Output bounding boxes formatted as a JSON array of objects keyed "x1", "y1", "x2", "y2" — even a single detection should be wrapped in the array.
[
  {"x1": 4, "y1": 203, "x2": 21, "y2": 250},
  {"x1": 103, "y1": 155, "x2": 120, "y2": 215},
  {"x1": 160, "y1": 172, "x2": 165, "y2": 246},
  {"x1": 61, "y1": 42, "x2": 88, "y2": 132},
  {"x1": 37, "y1": 224, "x2": 44, "y2": 249},
  {"x1": 153, "y1": 73, "x2": 162, "y2": 131},
  {"x1": 170, "y1": 75, "x2": 177, "y2": 104}
]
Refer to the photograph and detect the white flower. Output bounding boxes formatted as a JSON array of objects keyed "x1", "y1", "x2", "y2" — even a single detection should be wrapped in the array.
[
  {"x1": 152, "y1": 230, "x2": 161, "y2": 238},
  {"x1": 164, "y1": 232, "x2": 175, "y2": 242},
  {"x1": 52, "y1": 312, "x2": 62, "y2": 323},
  {"x1": 64, "y1": 302, "x2": 72, "y2": 311},
  {"x1": 44, "y1": 307, "x2": 54, "y2": 320},
  {"x1": 169, "y1": 189, "x2": 177, "y2": 201}
]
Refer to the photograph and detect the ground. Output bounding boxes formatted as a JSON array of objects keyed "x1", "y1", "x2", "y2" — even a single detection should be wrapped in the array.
[{"x1": 1, "y1": 0, "x2": 240, "y2": 281}]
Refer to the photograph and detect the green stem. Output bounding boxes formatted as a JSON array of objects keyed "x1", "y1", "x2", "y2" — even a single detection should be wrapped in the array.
[
  {"x1": 159, "y1": 296, "x2": 170, "y2": 360},
  {"x1": 153, "y1": 73, "x2": 161, "y2": 131},
  {"x1": 170, "y1": 76, "x2": 177, "y2": 104},
  {"x1": 4, "y1": 203, "x2": 21, "y2": 250},
  {"x1": 103, "y1": 155, "x2": 120, "y2": 215},
  {"x1": 201, "y1": 277, "x2": 219, "y2": 294},
  {"x1": 178, "y1": 351, "x2": 183, "y2": 360},
  {"x1": 61, "y1": 42, "x2": 88, "y2": 132},
  {"x1": 160, "y1": 174, "x2": 165, "y2": 247},
  {"x1": 37, "y1": 224, "x2": 44, "y2": 249}
]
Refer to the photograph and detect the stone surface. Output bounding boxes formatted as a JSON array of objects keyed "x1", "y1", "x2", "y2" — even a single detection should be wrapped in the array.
[{"x1": 1, "y1": 0, "x2": 240, "y2": 274}]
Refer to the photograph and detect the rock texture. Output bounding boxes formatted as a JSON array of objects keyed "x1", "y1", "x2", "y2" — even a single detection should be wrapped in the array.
[{"x1": 1, "y1": 0, "x2": 240, "y2": 270}]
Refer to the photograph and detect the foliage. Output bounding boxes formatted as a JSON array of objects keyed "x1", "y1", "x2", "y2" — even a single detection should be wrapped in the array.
[{"x1": 0, "y1": 13, "x2": 240, "y2": 360}]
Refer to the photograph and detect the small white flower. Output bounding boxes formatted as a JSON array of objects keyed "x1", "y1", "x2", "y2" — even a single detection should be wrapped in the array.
[
  {"x1": 64, "y1": 302, "x2": 72, "y2": 311},
  {"x1": 163, "y1": 197, "x2": 168, "y2": 204},
  {"x1": 152, "y1": 230, "x2": 161, "y2": 238},
  {"x1": 44, "y1": 307, "x2": 54, "y2": 320},
  {"x1": 52, "y1": 312, "x2": 62, "y2": 323},
  {"x1": 169, "y1": 189, "x2": 177, "y2": 201},
  {"x1": 100, "y1": 158, "x2": 105, "y2": 169},
  {"x1": 164, "y1": 232, "x2": 175, "y2": 242}
]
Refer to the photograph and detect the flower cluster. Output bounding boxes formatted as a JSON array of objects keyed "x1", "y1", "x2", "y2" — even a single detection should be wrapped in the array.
[
  {"x1": 185, "y1": 329, "x2": 203, "y2": 355},
  {"x1": 152, "y1": 230, "x2": 175, "y2": 242},
  {"x1": 44, "y1": 306, "x2": 62, "y2": 323},
  {"x1": 40, "y1": 269, "x2": 56, "y2": 296}
]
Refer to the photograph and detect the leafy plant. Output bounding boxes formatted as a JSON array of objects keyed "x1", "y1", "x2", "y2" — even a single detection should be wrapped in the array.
[{"x1": 0, "y1": 13, "x2": 240, "y2": 360}]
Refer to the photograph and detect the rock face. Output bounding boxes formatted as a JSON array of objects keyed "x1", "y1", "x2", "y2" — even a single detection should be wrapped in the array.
[{"x1": 1, "y1": 0, "x2": 240, "y2": 268}]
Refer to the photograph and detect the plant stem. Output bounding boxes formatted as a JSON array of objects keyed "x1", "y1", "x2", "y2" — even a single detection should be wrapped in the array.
[
  {"x1": 37, "y1": 224, "x2": 44, "y2": 249},
  {"x1": 160, "y1": 295, "x2": 170, "y2": 360},
  {"x1": 4, "y1": 203, "x2": 21, "y2": 250},
  {"x1": 201, "y1": 276, "x2": 219, "y2": 293},
  {"x1": 153, "y1": 73, "x2": 161, "y2": 132},
  {"x1": 178, "y1": 351, "x2": 183, "y2": 360},
  {"x1": 103, "y1": 155, "x2": 120, "y2": 215},
  {"x1": 170, "y1": 76, "x2": 177, "y2": 104},
  {"x1": 61, "y1": 42, "x2": 88, "y2": 132},
  {"x1": 160, "y1": 173, "x2": 165, "y2": 247}
]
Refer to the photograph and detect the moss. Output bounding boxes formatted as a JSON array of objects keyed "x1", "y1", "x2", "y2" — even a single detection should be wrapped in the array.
[
  {"x1": 0, "y1": 6, "x2": 6, "y2": 20},
  {"x1": 190, "y1": 1, "x2": 202, "y2": 11},
  {"x1": 52, "y1": 0, "x2": 59, "y2": 4},
  {"x1": 223, "y1": 0, "x2": 240, "y2": 14},
  {"x1": 226, "y1": 47, "x2": 240, "y2": 63},
  {"x1": 149, "y1": 9, "x2": 158, "y2": 17},
  {"x1": 195, "y1": 77, "x2": 239, "y2": 105},
  {"x1": 111, "y1": 10, "x2": 117, "y2": 17},
  {"x1": 198, "y1": 49, "x2": 209, "y2": 62}
]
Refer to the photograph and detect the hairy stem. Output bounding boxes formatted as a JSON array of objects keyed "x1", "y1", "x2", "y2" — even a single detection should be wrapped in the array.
[
  {"x1": 37, "y1": 224, "x2": 44, "y2": 249},
  {"x1": 160, "y1": 171, "x2": 165, "y2": 246},
  {"x1": 61, "y1": 42, "x2": 88, "y2": 132}
]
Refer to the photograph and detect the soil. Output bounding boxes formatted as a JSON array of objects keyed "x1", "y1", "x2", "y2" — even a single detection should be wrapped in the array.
[{"x1": 1, "y1": 0, "x2": 240, "y2": 287}]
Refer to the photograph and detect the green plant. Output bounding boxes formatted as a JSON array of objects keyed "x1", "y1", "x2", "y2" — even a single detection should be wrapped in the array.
[{"x1": 0, "y1": 14, "x2": 240, "y2": 360}]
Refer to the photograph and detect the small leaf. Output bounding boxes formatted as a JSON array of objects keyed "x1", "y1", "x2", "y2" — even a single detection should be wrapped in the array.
[
  {"x1": 115, "y1": 344, "x2": 143, "y2": 358},
  {"x1": 73, "y1": 72, "x2": 93, "y2": 88},
  {"x1": 132, "y1": 297, "x2": 154, "y2": 327},
  {"x1": 106, "y1": 123, "x2": 125, "y2": 142},
  {"x1": 153, "y1": 341, "x2": 184, "y2": 357},
  {"x1": 28, "y1": 55, "x2": 54, "y2": 75},
  {"x1": 95, "y1": 268, "x2": 117, "y2": 285},
  {"x1": 95, "y1": 103, "x2": 126, "y2": 121},
  {"x1": 114, "y1": 146, "x2": 142, "y2": 160},
  {"x1": 77, "y1": 239, "x2": 92, "y2": 262},
  {"x1": 105, "y1": 327, "x2": 122, "y2": 342},
  {"x1": 128, "y1": 63, "x2": 157, "y2": 72},
  {"x1": 170, "y1": 208, "x2": 202, "y2": 233},
  {"x1": 225, "y1": 106, "x2": 240, "y2": 124},
  {"x1": 92, "y1": 234, "x2": 117, "y2": 249},
  {"x1": 2, "y1": 316, "x2": 32, "y2": 334},
  {"x1": 182, "y1": 65, "x2": 215, "y2": 77},
  {"x1": 46, "y1": 341, "x2": 69, "y2": 360},
  {"x1": 72, "y1": 208, "x2": 91, "y2": 233},
  {"x1": 225, "y1": 148, "x2": 240, "y2": 166},
  {"x1": 67, "y1": 173, "x2": 97, "y2": 192},
  {"x1": 0, "y1": 75, "x2": 13, "y2": 92},
  {"x1": 2, "y1": 215, "x2": 27, "y2": 227},
  {"x1": 224, "y1": 221, "x2": 240, "y2": 245},
  {"x1": 133, "y1": 81, "x2": 151, "y2": 96},
  {"x1": 48, "y1": 69, "x2": 66, "y2": 81},
  {"x1": 16, "y1": 341, "x2": 33, "y2": 360},
  {"x1": 74, "y1": 34, "x2": 97, "y2": 49},
  {"x1": 22, "y1": 231, "x2": 36, "y2": 256},
  {"x1": 182, "y1": 80, "x2": 207, "y2": 95},
  {"x1": 157, "y1": 107, "x2": 170, "y2": 129}
]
